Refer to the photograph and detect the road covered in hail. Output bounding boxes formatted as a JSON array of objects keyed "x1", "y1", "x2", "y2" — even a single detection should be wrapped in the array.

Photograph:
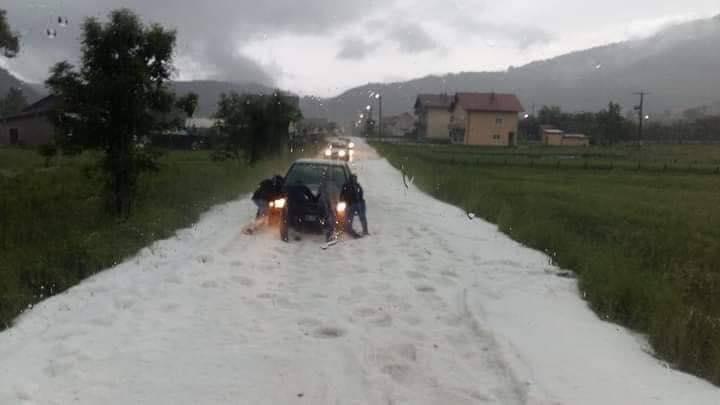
[{"x1": 2, "y1": 140, "x2": 719, "y2": 404}]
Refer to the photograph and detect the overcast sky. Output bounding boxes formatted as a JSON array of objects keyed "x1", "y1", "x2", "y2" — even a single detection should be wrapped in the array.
[{"x1": 1, "y1": 0, "x2": 718, "y2": 96}]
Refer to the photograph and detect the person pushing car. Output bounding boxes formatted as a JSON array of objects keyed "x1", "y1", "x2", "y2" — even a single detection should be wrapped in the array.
[
  {"x1": 246, "y1": 175, "x2": 284, "y2": 233},
  {"x1": 340, "y1": 174, "x2": 368, "y2": 237}
]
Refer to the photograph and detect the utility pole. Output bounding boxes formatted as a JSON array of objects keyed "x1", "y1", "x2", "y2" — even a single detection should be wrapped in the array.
[
  {"x1": 378, "y1": 94, "x2": 383, "y2": 139},
  {"x1": 634, "y1": 91, "x2": 649, "y2": 145}
]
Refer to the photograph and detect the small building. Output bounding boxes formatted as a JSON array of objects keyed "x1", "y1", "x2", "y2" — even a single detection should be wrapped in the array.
[
  {"x1": 414, "y1": 94, "x2": 453, "y2": 140},
  {"x1": 449, "y1": 92, "x2": 524, "y2": 146},
  {"x1": 382, "y1": 112, "x2": 416, "y2": 137},
  {"x1": 542, "y1": 127, "x2": 590, "y2": 146},
  {"x1": 0, "y1": 95, "x2": 58, "y2": 146}
]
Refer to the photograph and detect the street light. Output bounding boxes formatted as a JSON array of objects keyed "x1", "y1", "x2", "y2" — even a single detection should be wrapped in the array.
[{"x1": 370, "y1": 92, "x2": 383, "y2": 138}]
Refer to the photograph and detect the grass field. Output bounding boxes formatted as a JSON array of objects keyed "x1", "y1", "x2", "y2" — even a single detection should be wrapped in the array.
[
  {"x1": 374, "y1": 142, "x2": 720, "y2": 385},
  {"x1": 0, "y1": 146, "x2": 309, "y2": 329},
  {"x1": 393, "y1": 143, "x2": 720, "y2": 173}
]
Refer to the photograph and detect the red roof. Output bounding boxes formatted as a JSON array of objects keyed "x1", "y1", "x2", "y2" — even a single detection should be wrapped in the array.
[{"x1": 453, "y1": 92, "x2": 524, "y2": 113}]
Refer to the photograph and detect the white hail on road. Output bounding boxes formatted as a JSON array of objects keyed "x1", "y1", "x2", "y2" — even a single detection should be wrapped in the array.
[{"x1": 1, "y1": 140, "x2": 719, "y2": 404}]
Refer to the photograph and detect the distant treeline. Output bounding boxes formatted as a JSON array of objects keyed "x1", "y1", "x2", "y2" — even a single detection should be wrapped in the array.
[{"x1": 521, "y1": 104, "x2": 720, "y2": 144}]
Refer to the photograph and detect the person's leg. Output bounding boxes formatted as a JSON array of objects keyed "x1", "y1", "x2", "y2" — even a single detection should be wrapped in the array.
[
  {"x1": 253, "y1": 199, "x2": 268, "y2": 219},
  {"x1": 345, "y1": 204, "x2": 362, "y2": 238},
  {"x1": 325, "y1": 209, "x2": 337, "y2": 241},
  {"x1": 344, "y1": 204, "x2": 355, "y2": 234},
  {"x1": 359, "y1": 201, "x2": 368, "y2": 234}
]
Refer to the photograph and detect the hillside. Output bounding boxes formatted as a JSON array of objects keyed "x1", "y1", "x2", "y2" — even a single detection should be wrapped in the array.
[
  {"x1": 301, "y1": 14, "x2": 720, "y2": 126},
  {"x1": 1, "y1": 78, "x2": 275, "y2": 117},
  {"x1": 0, "y1": 67, "x2": 39, "y2": 102}
]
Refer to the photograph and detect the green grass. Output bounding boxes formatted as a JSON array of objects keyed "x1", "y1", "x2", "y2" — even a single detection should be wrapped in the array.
[
  {"x1": 392, "y1": 143, "x2": 720, "y2": 173},
  {"x1": 374, "y1": 142, "x2": 720, "y2": 385},
  {"x1": 0, "y1": 147, "x2": 311, "y2": 329}
]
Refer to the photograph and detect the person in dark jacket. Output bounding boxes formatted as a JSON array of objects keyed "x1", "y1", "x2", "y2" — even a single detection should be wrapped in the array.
[
  {"x1": 340, "y1": 174, "x2": 368, "y2": 237},
  {"x1": 251, "y1": 175, "x2": 284, "y2": 219}
]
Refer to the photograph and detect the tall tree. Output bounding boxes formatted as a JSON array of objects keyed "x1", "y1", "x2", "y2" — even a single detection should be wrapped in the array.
[
  {"x1": 596, "y1": 102, "x2": 624, "y2": 145},
  {"x1": 0, "y1": 9, "x2": 19, "y2": 57},
  {"x1": 0, "y1": 87, "x2": 27, "y2": 116},
  {"x1": 46, "y1": 9, "x2": 177, "y2": 217},
  {"x1": 538, "y1": 105, "x2": 564, "y2": 127},
  {"x1": 176, "y1": 92, "x2": 199, "y2": 118},
  {"x1": 214, "y1": 91, "x2": 300, "y2": 165}
]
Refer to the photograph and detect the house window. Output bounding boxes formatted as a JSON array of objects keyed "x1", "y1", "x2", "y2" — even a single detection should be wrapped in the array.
[
  {"x1": 496, "y1": 117, "x2": 504, "y2": 126},
  {"x1": 492, "y1": 134, "x2": 501, "y2": 140},
  {"x1": 9, "y1": 128, "x2": 19, "y2": 145},
  {"x1": 451, "y1": 128, "x2": 465, "y2": 144}
]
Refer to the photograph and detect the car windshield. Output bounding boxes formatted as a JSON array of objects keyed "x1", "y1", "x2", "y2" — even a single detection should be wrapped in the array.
[
  {"x1": 3, "y1": 1, "x2": 720, "y2": 403},
  {"x1": 285, "y1": 163, "x2": 346, "y2": 188}
]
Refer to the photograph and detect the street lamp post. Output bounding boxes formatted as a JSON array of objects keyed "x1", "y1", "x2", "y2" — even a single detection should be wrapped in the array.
[{"x1": 375, "y1": 93, "x2": 382, "y2": 138}]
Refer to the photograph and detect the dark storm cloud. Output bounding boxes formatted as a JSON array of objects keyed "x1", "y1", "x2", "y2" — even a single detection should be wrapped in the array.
[
  {"x1": 1, "y1": 0, "x2": 385, "y2": 83},
  {"x1": 336, "y1": 37, "x2": 378, "y2": 60},
  {"x1": 387, "y1": 23, "x2": 438, "y2": 53},
  {"x1": 454, "y1": 16, "x2": 554, "y2": 49}
]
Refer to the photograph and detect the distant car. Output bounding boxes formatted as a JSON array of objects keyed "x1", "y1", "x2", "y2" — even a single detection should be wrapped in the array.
[
  {"x1": 324, "y1": 141, "x2": 351, "y2": 161},
  {"x1": 276, "y1": 159, "x2": 351, "y2": 241}
]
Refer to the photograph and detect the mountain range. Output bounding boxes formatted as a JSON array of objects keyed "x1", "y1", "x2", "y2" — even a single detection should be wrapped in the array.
[
  {"x1": 2, "y1": 79, "x2": 275, "y2": 117},
  {"x1": 2, "y1": 14, "x2": 719, "y2": 124}
]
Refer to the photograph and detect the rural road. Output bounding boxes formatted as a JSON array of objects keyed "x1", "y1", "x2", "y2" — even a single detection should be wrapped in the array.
[{"x1": 1, "y1": 140, "x2": 719, "y2": 404}]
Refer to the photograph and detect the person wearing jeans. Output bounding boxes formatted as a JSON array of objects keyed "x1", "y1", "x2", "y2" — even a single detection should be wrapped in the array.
[
  {"x1": 247, "y1": 175, "x2": 284, "y2": 233},
  {"x1": 341, "y1": 174, "x2": 368, "y2": 237}
]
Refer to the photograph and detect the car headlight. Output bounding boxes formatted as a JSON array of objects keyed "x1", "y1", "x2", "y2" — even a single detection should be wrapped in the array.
[
  {"x1": 324, "y1": 149, "x2": 332, "y2": 157},
  {"x1": 336, "y1": 201, "x2": 347, "y2": 213},
  {"x1": 272, "y1": 198, "x2": 286, "y2": 209},
  {"x1": 348, "y1": 142, "x2": 355, "y2": 149},
  {"x1": 338, "y1": 150, "x2": 346, "y2": 157}
]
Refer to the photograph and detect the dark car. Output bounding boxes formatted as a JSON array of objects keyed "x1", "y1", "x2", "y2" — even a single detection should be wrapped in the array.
[{"x1": 277, "y1": 159, "x2": 352, "y2": 241}]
